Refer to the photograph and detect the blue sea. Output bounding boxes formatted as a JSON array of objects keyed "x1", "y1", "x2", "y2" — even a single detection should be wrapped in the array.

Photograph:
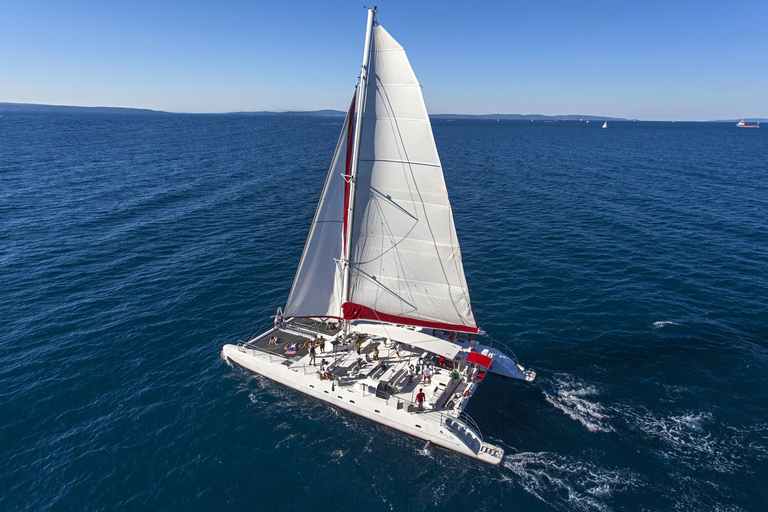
[{"x1": 1, "y1": 113, "x2": 767, "y2": 511}]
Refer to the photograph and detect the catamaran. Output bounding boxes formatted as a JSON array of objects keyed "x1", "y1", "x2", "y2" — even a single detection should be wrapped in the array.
[{"x1": 221, "y1": 8, "x2": 535, "y2": 465}]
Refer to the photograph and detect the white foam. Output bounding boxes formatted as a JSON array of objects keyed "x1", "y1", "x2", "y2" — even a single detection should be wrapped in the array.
[
  {"x1": 415, "y1": 441, "x2": 434, "y2": 460},
  {"x1": 274, "y1": 433, "x2": 296, "y2": 449},
  {"x1": 652, "y1": 321, "x2": 679, "y2": 329},
  {"x1": 501, "y1": 451, "x2": 641, "y2": 512},
  {"x1": 544, "y1": 375, "x2": 614, "y2": 433},
  {"x1": 616, "y1": 405, "x2": 756, "y2": 474}
]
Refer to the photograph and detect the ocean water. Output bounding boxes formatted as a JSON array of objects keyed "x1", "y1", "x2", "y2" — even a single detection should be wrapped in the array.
[{"x1": 1, "y1": 113, "x2": 767, "y2": 511}]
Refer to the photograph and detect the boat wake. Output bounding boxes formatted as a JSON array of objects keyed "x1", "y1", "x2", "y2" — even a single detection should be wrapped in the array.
[
  {"x1": 542, "y1": 374, "x2": 614, "y2": 433},
  {"x1": 501, "y1": 451, "x2": 642, "y2": 512},
  {"x1": 615, "y1": 405, "x2": 768, "y2": 474}
]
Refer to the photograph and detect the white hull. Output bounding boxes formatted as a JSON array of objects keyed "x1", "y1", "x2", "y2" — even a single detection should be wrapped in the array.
[{"x1": 221, "y1": 320, "x2": 515, "y2": 464}]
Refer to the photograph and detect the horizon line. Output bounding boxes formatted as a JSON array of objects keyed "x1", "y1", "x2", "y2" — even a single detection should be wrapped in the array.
[{"x1": 1, "y1": 102, "x2": 765, "y2": 123}]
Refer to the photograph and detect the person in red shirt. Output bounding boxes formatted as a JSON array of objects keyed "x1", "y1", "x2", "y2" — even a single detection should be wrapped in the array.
[{"x1": 416, "y1": 388, "x2": 426, "y2": 412}]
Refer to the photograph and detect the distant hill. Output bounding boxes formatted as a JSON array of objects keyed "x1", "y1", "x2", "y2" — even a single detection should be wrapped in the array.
[
  {"x1": 3, "y1": 103, "x2": 763, "y2": 122},
  {"x1": 0, "y1": 103, "x2": 627, "y2": 120},
  {"x1": 430, "y1": 113, "x2": 628, "y2": 121},
  {"x1": 0, "y1": 102, "x2": 169, "y2": 115},
  {"x1": 710, "y1": 118, "x2": 767, "y2": 123},
  {"x1": 229, "y1": 109, "x2": 346, "y2": 117}
]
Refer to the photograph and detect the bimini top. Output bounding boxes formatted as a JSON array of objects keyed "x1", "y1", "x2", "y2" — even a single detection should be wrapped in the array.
[
  {"x1": 349, "y1": 322, "x2": 462, "y2": 361},
  {"x1": 467, "y1": 352, "x2": 493, "y2": 369}
]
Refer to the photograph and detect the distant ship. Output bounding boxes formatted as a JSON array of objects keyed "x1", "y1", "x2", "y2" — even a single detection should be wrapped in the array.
[
  {"x1": 736, "y1": 119, "x2": 760, "y2": 128},
  {"x1": 602, "y1": 121, "x2": 608, "y2": 128}
]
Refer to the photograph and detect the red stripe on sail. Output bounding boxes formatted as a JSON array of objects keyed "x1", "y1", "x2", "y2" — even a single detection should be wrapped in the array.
[
  {"x1": 342, "y1": 95, "x2": 356, "y2": 255},
  {"x1": 342, "y1": 302, "x2": 479, "y2": 334}
]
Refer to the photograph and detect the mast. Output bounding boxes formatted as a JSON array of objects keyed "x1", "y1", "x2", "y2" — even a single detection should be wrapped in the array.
[{"x1": 342, "y1": 8, "x2": 376, "y2": 321}]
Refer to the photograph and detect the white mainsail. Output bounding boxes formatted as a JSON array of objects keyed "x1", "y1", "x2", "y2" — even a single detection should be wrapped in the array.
[
  {"x1": 345, "y1": 25, "x2": 477, "y2": 332},
  {"x1": 286, "y1": 21, "x2": 477, "y2": 333}
]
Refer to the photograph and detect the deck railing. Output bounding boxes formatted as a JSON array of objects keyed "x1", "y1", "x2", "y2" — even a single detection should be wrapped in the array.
[
  {"x1": 237, "y1": 340, "x2": 281, "y2": 363},
  {"x1": 455, "y1": 411, "x2": 483, "y2": 442},
  {"x1": 475, "y1": 336, "x2": 520, "y2": 365}
]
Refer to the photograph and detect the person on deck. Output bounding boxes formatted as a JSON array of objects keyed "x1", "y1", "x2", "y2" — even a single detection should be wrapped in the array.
[
  {"x1": 309, "y1": 345, "x2": 317, "y2": 366},
  {"x1": 395, "y1": 342, "x2": 402, "y2": 358},
  {"x1": 372, "y1": 346, "x2": 379, "y2": 360},
  {"x1": 423, "y1": 365, "x2": 432, "y2": 384},
  {"x1": 268, "y1": 336, "x2": 278, "y2": 345},
  {"x1": 321, "y1": 360, "x2": 331, "y2": 379},
  {"x1": 318, "y1": 336, "x2": 326, "y2": 353},
  {"x1": 416, "y1": 388, "x2": 426, "y2": 412},
  {"x1": 355, "y1": 336, "x2": 364, "y2": 354},
  {"x1": 407, "y1": 364, "x2": 415, "y2": 383}
]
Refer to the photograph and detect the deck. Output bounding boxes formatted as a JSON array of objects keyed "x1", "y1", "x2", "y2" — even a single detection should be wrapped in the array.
[{"x1": 242, "y1": 320, "x2": 472, "y2": 412}]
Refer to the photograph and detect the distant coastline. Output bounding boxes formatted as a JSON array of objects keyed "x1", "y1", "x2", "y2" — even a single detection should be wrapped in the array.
[{"x1": 1, "y1": 102, "x2": 765, "y2": 123}]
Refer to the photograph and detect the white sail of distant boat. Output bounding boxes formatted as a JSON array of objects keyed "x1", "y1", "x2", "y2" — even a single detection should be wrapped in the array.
[
  {"x1": 222, "y1": 8, "x2": 534, "y2": 466},
  {"x1": 602, "y1": 121, "x2": 608, "y2": 128}
]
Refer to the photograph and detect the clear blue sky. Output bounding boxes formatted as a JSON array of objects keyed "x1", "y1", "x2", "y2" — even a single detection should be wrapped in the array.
[{"x1": 1, "y1": 0, "x2": 766, "y2": 120}]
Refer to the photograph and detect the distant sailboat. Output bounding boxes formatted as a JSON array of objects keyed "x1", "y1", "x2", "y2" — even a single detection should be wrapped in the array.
[{"x1": 602, "y1": 121, "x2": 608, "y2": 128}]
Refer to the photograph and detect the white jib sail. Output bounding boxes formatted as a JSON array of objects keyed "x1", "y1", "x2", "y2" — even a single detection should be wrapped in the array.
[
  {"x1": 347, "y1": 25, "x2": 477, "y2": 332},
  {"x1": 283, "y1": 99, "x2": 355, "y2": 319}
]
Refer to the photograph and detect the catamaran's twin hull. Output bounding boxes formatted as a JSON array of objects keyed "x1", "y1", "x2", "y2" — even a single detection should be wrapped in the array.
[{"x1": 221, "y1": 335, "x2": 504, "y2": 465}]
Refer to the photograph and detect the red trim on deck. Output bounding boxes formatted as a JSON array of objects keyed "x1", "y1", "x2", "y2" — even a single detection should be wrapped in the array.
[{"x1": 342, "y1": 302, "x2": 479, "y2": 333}]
